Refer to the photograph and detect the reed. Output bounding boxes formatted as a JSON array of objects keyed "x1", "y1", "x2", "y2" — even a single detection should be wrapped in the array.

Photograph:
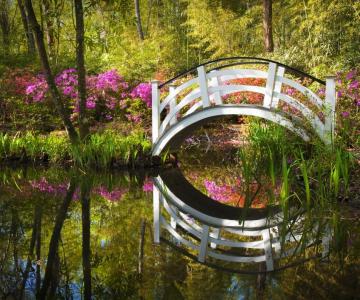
[{"x1": 0, "y1": 130, "x2": 152, "y2": 168}]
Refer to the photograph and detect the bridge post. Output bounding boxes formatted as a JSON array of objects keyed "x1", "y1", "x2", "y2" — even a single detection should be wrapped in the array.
[
  {"x1": 152, "y1": 80, "x2": 160, "y2": 144},
  {"x1": 210, "y1": 75, "x2": 223, "y2": 105},
  {"x1": 262, "y1": 229, "x2": 274, "y2": 271},
  {"x1": 263, "y1": 62, "x2": 277, "y2": 108},
  {"x1": 197, "y1": 66, "x2": 211, "y2": 108},
  {"x1": 271, "y1": 66, "x2": 285, "y2": 108},
  {"x1": 169, "y1": 84, "x2": 177, "y2": 126},
  {"x1": 198, "y1": 224, "x2": 210, "y2": 262},
  {"x1": 325, "y1": 76, "x2": 336, "y2": 142},
  {"x1": 153, "y1": 184, "x2": 161, "y2": 244}
]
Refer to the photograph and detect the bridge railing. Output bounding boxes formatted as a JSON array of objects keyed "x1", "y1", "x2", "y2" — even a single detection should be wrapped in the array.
[
  {"x1": 152, "y1": 60, "x2": 336, "y2": 146},
  {"x1": 154, "y1": 183, "x2": 330, "y2": 271}
]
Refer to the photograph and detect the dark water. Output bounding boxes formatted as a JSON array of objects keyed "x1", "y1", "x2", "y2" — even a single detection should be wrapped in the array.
[{"x1": 0, "y1": 153, "x2": 359, "y2": 299}]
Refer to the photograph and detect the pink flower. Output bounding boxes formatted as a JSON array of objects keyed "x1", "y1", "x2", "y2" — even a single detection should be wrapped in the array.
[
  {"x1": 346, "y1": 70, "x2": 356, "y2": 80},
  {"x1": 142, "y1": 179, "x2": 153, "y2": 192},
  {"x1": 285, "y1": 87, "x2": 296, "y2": 96},
  {"x1": 341, "y1": 111, "x2": 350, "y2": 118},
  {"x1": 25, "y1": 84, "x2": 37, "y2": 94},
  {"x1": 86, "y1": 100, "x2": 96, "y2": 109},
  {"x1": 131, "y1": 83, "x2": 152, "y2": 107},
  {"x1": 349, "y1": 80, "x2": 359, "y2": 89},
  {"x1": 317, "y1": 88, "x2": 325, "y2": 97}
]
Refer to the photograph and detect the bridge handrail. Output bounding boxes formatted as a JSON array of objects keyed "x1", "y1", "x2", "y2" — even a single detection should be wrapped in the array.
[
  {"x1": 158, "y1": 56, "x2": 326, "y2": 88},
  {"x1": 152, "y1": 60, "x2": 336, "y2": 147}
]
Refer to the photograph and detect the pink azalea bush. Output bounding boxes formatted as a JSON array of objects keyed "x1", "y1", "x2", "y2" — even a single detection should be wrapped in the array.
[
  {"x1": 23, "y1": 68, "x2": 151, "y2": 125},
  {"x1": 131, "y1": 83, "x2": 152, "y2": 107}
]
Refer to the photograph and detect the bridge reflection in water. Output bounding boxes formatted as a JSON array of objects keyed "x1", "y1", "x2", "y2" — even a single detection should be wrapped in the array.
[{"x1": 152, "y1": 168, "x2": 331, "y2": 273}]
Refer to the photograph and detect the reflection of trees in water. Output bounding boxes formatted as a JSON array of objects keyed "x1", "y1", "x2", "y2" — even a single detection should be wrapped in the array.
[
  {"x1": 39, "y1": 177, "x2": 77, "y2": 299},
  {"x1": 0, "y1": 167, "x2": 358, "y2": 299},
  {"x1": 0, "y1": 168, "x2": 153, "y2": 298}
]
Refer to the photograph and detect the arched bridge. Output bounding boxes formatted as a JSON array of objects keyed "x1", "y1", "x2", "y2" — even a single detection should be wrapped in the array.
[{"x1": 151, "y1": 57, "x2": 336, "y2": 156}]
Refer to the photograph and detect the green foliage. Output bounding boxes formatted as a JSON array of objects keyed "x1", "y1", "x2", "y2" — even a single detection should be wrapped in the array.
[
  {"x1": 2, "y1": 0, "x2": 359, "y2": 79},
  {"x1": 185, "y1": 0, "x2": 262, "y2": 59},
  {"x1": 270, "y1": 0, "x2": 360, "y2": 74},
  {"x1": 234, "y1": 119, "x2": 355, "y2": 210},
  {"x1": 0, "y1": 130, "x2": 151, "y2": 168}
]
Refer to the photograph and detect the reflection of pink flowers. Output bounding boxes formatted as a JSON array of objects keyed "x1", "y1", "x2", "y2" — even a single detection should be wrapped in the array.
[
  {"x1": 204, "y1": 180, "x2": 235, "y2": 202},
  {"x1": 142, "y1": 178, "x2": 153, "y2": 192},
  {"x1": 31, "y1": 178, "x2": 128, "y2": 202},
  {"x1": 30, "y1": 177, "x2": 68, "y2": 196},
  {"x1": 94, "y1": 186, "x2": 128, "y2": 202}
]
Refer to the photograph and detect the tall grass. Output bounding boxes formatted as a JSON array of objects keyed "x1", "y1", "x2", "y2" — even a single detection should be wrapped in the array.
[
  {"x1": 0, "y1": 130, "x2": 152, "y2": 168},
  {"x1": 239, "y1": 122, "x2": 353, "y2": 209}
]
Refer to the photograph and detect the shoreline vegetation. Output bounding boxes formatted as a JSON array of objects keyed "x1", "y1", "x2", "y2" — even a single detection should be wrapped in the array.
[{"x1": 0, "y1": 130, "x2": 158, "y2": 169}]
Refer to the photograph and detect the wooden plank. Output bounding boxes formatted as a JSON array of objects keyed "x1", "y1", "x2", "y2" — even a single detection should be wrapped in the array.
[
  {"x1": 198, "y1": 225, "x2": 210, "y2": 262},
  {"x1": 153, "y1": 185, "x2": 161, "y2": 243},
  {"x1": 169, "y1": 84, "x2": 177, "y2": 126},
  {"x1": 151, "y1": 80, "x2": 160, "y2": 143},
  {"x1": 271, "y1": 66, "x2": 285, "y2": 108},
  {"x1": 263, "y1": 62, "x2": 277, "y2": 108},
  {"x1": 325, "y1": 76, "x2": 336, "y2": 143},
  {"x1": 197, "y1": 66, "x2": 211, "y2": 108},
  {"x1": 262, "y1": 229, "x2": 274, "y2": 271}
]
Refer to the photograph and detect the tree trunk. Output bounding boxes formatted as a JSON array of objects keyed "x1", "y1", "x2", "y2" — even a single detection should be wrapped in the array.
[
  {"x1": 35, "y1": 205, "x2": 42, "y2": 298},
  {"x1": 74, "y1": 0, "x2": 89, "y2": 140},
  {"x1": 0, "y1": 0, "x2": 10, "y2": 55},
  {"x1": 135, "y1": 0, "x2": 144, "y2": 40},
  {"x1": 38, "y1": 178, "x2": 77, "y2": 299},
  {"x1": 24, "y1": 0, "x2": 79, "y2": 145},
  {"x1": 19, "y1": 205, "x2": 42, "y2": 300},
  {"x1": 17, "y1": 0, "x2": 36, "y2": 54},
  {"x1": 137, "y1": 219, "x2": 146, "y2": 276},
  {"x1": 263, "y1": 0, "x2": 274, "y2": 52},
  {"x1": 42, "y1": 0, "x2": 55, "y2": 59},
  {"x1": 81, "y1": 184, "x2": 92, "y2": 300}
]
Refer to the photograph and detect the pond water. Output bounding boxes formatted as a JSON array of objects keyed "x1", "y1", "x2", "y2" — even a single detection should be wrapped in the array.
[{"x1": 0, "y1": 147, "x2": 359, "y2": 299}]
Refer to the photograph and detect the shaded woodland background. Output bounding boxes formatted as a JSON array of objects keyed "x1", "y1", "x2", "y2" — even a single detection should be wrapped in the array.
[{"x1": 1, "y1": 0, "x2": 359, "y2": 79}]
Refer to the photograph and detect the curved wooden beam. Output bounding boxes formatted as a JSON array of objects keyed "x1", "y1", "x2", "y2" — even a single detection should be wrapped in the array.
[{"x1": 152, "y1": 104, "x2": 310, "y2": 156}]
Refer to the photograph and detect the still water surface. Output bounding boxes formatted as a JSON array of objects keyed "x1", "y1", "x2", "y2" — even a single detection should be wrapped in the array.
[{"x1": 0, "y1": 151, "x2": 359, "y2": 299}]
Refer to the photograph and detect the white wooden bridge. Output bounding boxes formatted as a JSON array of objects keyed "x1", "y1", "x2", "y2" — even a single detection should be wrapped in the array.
[{"x1": 151, "y1": 57, "x2": 336, "y2": 155}]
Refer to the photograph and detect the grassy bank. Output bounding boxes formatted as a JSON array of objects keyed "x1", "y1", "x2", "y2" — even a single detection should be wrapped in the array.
[{"x1": 0, "y1": 130, "x2": 154, "y2": 168}]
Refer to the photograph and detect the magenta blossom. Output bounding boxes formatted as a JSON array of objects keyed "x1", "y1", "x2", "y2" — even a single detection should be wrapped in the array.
[
  {"x1": 341, "y1": 111, "x2": 350, "y2": 118},
  {"x1": 142, "y1": 178, "x2": 153, "y2": 192},
  {"x1": 131, "y1": 83, "x2": 152, "y2": 107}
]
